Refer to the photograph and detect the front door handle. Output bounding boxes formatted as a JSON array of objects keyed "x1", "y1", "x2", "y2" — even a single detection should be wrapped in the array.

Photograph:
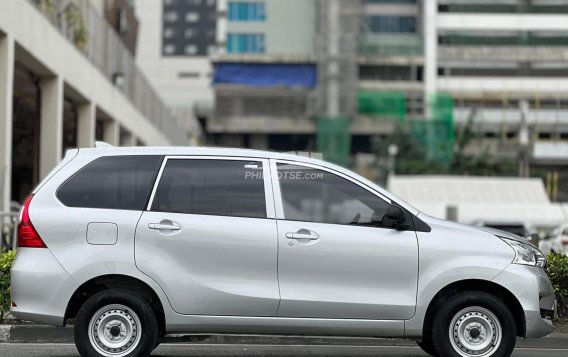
[
  {"x1": 286, "y1": 231, "x2": 319, "y2": 240},
  {"x1": 148, "y1": 221, "x2": 181, "y2": 231}
]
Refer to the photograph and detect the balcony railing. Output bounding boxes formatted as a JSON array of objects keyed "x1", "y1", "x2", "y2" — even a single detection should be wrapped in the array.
[
  {"x1": 28, "y1": 0, "x2": 188, "y2": 145},
  {"x1": 359, "y1": 33, "x2": 423, "y2": 57}
]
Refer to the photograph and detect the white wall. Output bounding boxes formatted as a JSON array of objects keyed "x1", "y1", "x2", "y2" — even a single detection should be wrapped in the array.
[
  {"x1": 0, "y1": 0, "x2": 171, "y2": 146},
  {"x1": 224, "y1": 0, "x2": 316, "y2": 56},
  {"x1": 135, "y1": 0, "x2": 213, "y2": 115}
]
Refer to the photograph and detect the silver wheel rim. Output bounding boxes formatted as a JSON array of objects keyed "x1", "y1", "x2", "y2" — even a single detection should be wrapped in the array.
[
  {"x1": 88, "y1": 304, "x2": 142, "y2": 357},
  {"x1": 449, "y1": 306, "x2": 502, "y2": 357}
]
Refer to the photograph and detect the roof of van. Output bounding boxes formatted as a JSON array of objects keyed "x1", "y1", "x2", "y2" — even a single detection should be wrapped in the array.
[{"x1": 80, "y1": 146, "x2": 326, "y2": 163}]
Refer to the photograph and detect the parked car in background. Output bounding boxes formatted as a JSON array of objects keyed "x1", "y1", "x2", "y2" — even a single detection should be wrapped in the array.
[
  {"x1": 539, "y1": 223, "x2": 568, "y2": 255},
  {"x1": 11, "y1": 146, "x2": 555, "y2": 357}
]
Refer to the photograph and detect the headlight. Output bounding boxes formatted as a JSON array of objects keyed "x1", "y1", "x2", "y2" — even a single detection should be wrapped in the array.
[{"x1": 502, "y1": 238, "x2": 546, "y2": 268}]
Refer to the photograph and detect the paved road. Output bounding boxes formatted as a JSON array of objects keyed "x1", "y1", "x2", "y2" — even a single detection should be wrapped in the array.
[{"x1": 1, "y1": 342, "x2": 567, "y2": 356}]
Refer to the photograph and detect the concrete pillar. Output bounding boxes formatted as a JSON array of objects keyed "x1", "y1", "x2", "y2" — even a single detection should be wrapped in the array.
[
  {"x1": 39, "y1": 75, "x2": 64, "y2": 179},
  {"x1": 123, "y1": 132, "x2": 137, "y2": 147},
  {"x1": 424, "y1": 0, "x2": 438, "y2": 119},
  {"x1": 103, "y1": 120, "x2": 120, "y2": 146},
  {"x1": 0, "y1": 35, "x2": 14, "y2": 212},
  {"x1": 250, "y1": 134, "x2": 268, "y2": 150},
  {"x1": 326, "y1": 0, "x2": 340, "y2": 117},
  {"x1": 77, "y1": 101, "x2": 96, "y2": 148}
]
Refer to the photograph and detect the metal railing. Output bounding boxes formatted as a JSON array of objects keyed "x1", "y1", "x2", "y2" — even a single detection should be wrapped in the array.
[
  {"x1": 28, "y1": 0, "x2": 189, "y2": 145},
  {"x1": 1, "y1": 212, "x2": 18, "y2": 251}
]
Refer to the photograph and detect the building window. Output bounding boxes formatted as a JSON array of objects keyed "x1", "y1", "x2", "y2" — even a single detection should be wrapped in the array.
[
  {"x1": 228, "y1": 2, "x2": 266, "y2": 21},
  {"x1": 367, "y1": 16, "x2": 416, "y2": 33},
  {"x1": 162, "y1": 0, "x2": 217, "y2": 56},
  {"x1": 185, "y1": 44, "x2": 198, "y2": 54},
  {"x1": 164, "y1": 11, "x2": 178, "y2": 22},
  {"x1": 178, "y1": 72, "x2": 201, "y2": 78},
  {"x1": 184, "y1": 28, "x2": 195, "y2": 38},
  {"x1": 185, "y1": 12, "x2": 200, "y2": 22},
  {"x1": 163, "y1": 44, "x2": 176, "y2": 54},
  {"x1": 164, "y1": 28, "x2": 175, "y2": 39},
  {"x1": 227, "y1": 33, "x2": 265, "y2": 53}
]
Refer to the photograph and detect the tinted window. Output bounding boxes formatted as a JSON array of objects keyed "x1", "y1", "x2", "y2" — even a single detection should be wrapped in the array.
[
  {"x1": 277, "y1": 164, "x2": 390, "y2": 226},
  {"x1": 57, "y1": 156, "x2": 163, "y2": 210},
  {"x1": 151, "y1": 159, "x2": 266, "y2": 218}
]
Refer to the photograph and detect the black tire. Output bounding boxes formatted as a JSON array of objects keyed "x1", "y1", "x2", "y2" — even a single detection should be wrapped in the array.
[
  {"x1": 74, "y1": 289, "x2": 158, "y2": 357},
  {"x1": 432, "y1": 291, "x2": 516, "y2": 357},
  {"x1": 417, "y1": 335, "x2": 438, "y2": 356}
]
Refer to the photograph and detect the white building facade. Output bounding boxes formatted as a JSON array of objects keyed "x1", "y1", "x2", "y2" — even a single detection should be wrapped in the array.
[
  {"x1": 0, "y1": 0, "x2": 189, "y2": 213},
  {"x1": 135, "y1": 0, "x2": 214, "y2": 141}
]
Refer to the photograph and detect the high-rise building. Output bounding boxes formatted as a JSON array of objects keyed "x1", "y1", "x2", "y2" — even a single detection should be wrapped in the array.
[
  {"x1": 136, "y1": 0, "x2": 215, "y2": 141},
  {"x1": 208, "y1": 0, "x2": 317, "y2": 151},
  {"x1": 209, "y1": 0, "x2": 568, "y2": 190}
]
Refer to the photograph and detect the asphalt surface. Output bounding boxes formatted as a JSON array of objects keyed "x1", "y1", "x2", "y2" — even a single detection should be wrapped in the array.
[{"x1": 1, "y1": 341, "x2": 568, "y2": 357}]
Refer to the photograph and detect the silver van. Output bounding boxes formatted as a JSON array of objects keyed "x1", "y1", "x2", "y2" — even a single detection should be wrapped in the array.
[{"x1": 11, "y1": 147, "x2": 555, "y2": 357}]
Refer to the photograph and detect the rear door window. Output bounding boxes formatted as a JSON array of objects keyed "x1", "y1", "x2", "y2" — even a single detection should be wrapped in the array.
[
  {"x1": 57, "y1": 156, "x2": 163, "y2": 210},
  {"x1": 150, "y1": 159, "x2": 267, "y2": 219}
]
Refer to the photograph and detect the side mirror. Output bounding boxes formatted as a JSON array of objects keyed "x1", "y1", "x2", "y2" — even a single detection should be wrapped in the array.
[{"x1": 381, "y1": 204, "x2": 406, "y2": 229}]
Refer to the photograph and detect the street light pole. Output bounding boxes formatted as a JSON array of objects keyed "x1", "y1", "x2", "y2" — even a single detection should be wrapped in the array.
[{"x1": 518, "y1": 100, "x2": 530, "y2": 178}]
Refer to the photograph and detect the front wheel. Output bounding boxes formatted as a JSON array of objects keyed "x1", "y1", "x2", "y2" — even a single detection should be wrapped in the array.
[
  {"x1": 432, "y1": 291, "x2": 516, "y2": 357},
  {"x1": 417, "y1": 336, "x2": 438, "y2": 356},
  {"x1": 74, "y1": 289, "x2": 158, "y2": 357}
]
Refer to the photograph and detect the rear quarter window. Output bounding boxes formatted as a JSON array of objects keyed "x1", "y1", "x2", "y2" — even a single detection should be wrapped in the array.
[{"x1": 57, "y1": 155, "x2": 163, "y2": 210}]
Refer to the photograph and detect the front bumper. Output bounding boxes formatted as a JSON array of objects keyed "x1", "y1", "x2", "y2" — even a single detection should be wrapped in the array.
[
  {"x1": 492, "y1": 264, "x2": 556, "y2": 338},
  {"x1": 10, "y1": 249, "x2": 78, "y2": 326}
]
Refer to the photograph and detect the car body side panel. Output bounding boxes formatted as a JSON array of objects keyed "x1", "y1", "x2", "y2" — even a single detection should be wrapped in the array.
[
  {"x1": 20, "y1": 152, "x2": 180, "y2": 326},
  {"x1": 492, "y1": 264, "x2": 555, "y2": 338},
  {"x1": 404, "y1": 213, "x2": 516, "y2": 337},
  {"x1": 276, "y1": 220, "x2": 419, "y2": 320},
  {"x1": 135, "y1": 212, "x2": 280, "y2": 316},
  {"x1": 163, "y1": 314, "x2": 404, "y2": 337},
  {"x1": 10, "y1": 248, "x2": 79, "y2": 326}
]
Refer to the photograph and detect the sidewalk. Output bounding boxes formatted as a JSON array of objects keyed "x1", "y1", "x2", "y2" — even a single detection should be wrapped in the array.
[{"x1": 1, "y1": 324, "x2": 567, "y2": 346}]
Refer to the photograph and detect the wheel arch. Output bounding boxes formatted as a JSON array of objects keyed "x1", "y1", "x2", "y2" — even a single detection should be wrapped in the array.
[
  {"x1": 422, "y1": 279, "x2": 526, "y2": 338},
  {"x1": 64, "y1": 274, "x2": 166, "y2": 337}
]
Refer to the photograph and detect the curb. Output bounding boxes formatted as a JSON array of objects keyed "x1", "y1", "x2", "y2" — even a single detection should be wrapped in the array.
[{"x1": 1, "y1": 325, "x2": 567, "y2": 345}]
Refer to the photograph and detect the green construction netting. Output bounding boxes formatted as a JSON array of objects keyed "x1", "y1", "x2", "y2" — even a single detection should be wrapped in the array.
[
  {"x1": 410, "y1": 94, "x2": 455, "y2": 166},
  {"x1": 358, "y1": 90, "x2": 406, "y2": 123},
  {"x1": 317, "y1": 116, "x2": 351, "y2": 167}
]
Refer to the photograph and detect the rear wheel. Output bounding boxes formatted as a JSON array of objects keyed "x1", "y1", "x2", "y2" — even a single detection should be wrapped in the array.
[
  {"x1": 74, "y1": 289, "x2": 158, "y2": 357},
  {"x1": 432, "y1": 291, "x2": 516, "y2": 357}
]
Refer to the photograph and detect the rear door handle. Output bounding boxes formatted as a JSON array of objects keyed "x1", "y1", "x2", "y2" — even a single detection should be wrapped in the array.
[{"x1": 286, "y1": 231, "x2": 319, "y2": 240}]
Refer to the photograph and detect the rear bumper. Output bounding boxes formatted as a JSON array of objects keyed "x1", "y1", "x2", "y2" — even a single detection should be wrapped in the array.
[
  {"x1": 10, "y1": 249, "x2": 78, "y2": 326},
  {"x1": 492, "y1": 264, "x2": 556, "y2": 338}
]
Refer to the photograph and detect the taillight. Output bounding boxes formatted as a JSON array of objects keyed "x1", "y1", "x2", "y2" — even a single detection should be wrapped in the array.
[
  {"x1": 17, "y1": 195, "x2": 47, "y2": 248},
  {"x1": 562, "y1": 240, "x2": 568, "y2": 247}
]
